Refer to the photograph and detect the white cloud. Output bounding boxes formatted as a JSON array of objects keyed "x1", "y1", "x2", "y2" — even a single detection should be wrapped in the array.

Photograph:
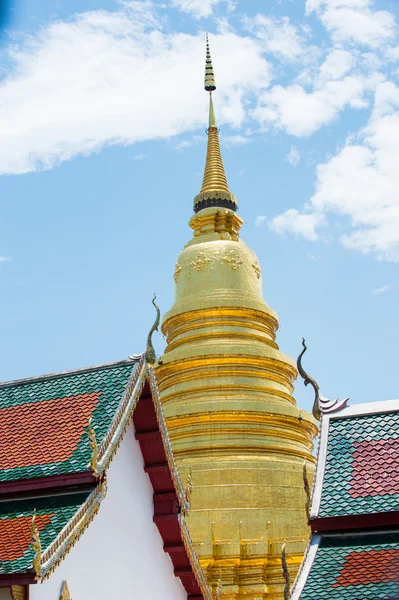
[
  {"x1": 171, "y1": 0, "x2": 224, "y2": 18},
  {"x1": 133, "y1": 153, "x2": 145, "y2": 160},
  {"x1": 0, "y1": 256, "x2": 12, "y2": 262},
  {"x1": 0, "y1": 5, "x2": 271, "y2": 175},
  {"x1": 223, "y1": 134, "x2": 250, "y2": 146},
  {"x1": 372, "y1": 285, "x2": 391, "y2": 295},
  {"x1": 174, "y1": 139, "x2": 194, "y2": 151},
  {"x1": 271, "y1": 81, "x2": 399, "y2": 261},
  {"x1": 269, "y1": 209, "x2": 324, "y2": 240},
  {"x1": 255, "y1": 215, "x2": 267, "y2": 227},
  {"x1": 244, "y1": 14, "x2": 305, "y2": 61},
  {"x1": 319, "y1": 49, "x2": 356, "y2": 81},
  {"x1": 285, "y1": 145, "x2": 301, "y2": 166},
  {"x1": 254, "y1": 75, "x2": 371, "y2": 137},
  {"x1": 307, "y1": 0, "x2": 396, "y2": 48}
]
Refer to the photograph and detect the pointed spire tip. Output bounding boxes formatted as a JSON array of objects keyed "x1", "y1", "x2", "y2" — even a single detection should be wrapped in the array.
[{"x1": 204, "y1": 33, "x2": 216, "y2": 92}]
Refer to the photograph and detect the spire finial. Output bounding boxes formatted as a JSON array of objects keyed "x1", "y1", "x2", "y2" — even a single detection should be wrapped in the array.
[
  {"x1": 193, "y1": 34, "x2": 238, "y2": 214},
  {"x1": 145, "y1": 295, "x2": 160, "y2": 365},
  {"x1": 204, "y1": 33, "x2": 216, "y2": 92}
]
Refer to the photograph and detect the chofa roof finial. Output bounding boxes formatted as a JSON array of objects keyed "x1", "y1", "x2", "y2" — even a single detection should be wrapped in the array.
[
  {"x1": 145, "y1": 295, "x2": 160, "y2": 365},
  {"x1": 297, "y1": 338, "x2": 349, "y2": 420}
]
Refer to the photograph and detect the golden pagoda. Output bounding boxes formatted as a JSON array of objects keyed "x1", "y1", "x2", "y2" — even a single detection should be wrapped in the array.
[{"x1": 156, "y1": 35, "x2": 318, "y2": 600}]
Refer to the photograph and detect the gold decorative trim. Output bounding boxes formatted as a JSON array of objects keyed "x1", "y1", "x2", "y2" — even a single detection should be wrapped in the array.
[
  {"x1": 11, "y1": 586, "x2": 26, "y2": 600},
  {"x1": 157, "y1": 353, "x2": 297, "y2": 377},
  {"x1": 60, "y1": 581, "x2": 71, "y2": 600},
  {"x1": 162, "y1": 306, "x2": 279, "y2": 336},
  {"x1": 188, "y1": 250, "x2": 243, "y2": 273},
  {"x1": 252, "y1": 260, "x2": 261, "y2": 279},
  {"x1": 40, "y1": 478, "x2": 107, "y2": 580},
  {"x1": 160, "y1": 383, "x2": 296, "y2": 407},
  {"x1": 189, "y1": 209, "x2": 243, "y2": 238},
  {"x1": 164, "y1": 314, "x2": 277, "y2": 340},
  {"x1": 220, "y1": 250, "x2": 243, "y2": 270},
  {"x1": 165, "y1": 330, "x2": 278, "y2": 354},
  {"x1": 173, "y1": 262, "x2": 182, "y2": 283},
  {"x1": 88, "y1": 417, "x2": 98, "y2": 475},
  {"x1": 190, "y1": 252, "x2": 212, "y2": 272},
  {"x1": 31, "y1": 510, "x2": 42, "y2": 580}
]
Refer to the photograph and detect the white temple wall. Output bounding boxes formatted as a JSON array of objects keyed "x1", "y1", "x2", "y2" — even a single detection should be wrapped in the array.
[{"x1": 29, "y1": 421, "x2": 187, "y2": 600}]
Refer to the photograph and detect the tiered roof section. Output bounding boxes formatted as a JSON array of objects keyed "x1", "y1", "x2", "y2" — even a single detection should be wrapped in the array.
[
  {"x1": 291, "y1": 399, "x2": 399, "y2": 600},
  {"x1": 0, "y1": 356, "x2": 211, "y2": 600}
]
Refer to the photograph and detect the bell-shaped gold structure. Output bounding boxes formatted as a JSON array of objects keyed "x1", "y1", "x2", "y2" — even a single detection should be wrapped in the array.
[{"x1": 156, "y1": 35, "x2": 317, "y2": 599}]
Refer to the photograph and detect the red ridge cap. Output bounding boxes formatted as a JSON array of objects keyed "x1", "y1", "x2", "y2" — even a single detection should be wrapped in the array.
[
  {"x1": 311, "y1": 510, "x2": 399, "y2": 532},
  {"x1": 0, "y1": 573, "x2": 36, "y2": 587},
  {"x1": 0, "y1": 471, "x2": 96, "y2": 496}
]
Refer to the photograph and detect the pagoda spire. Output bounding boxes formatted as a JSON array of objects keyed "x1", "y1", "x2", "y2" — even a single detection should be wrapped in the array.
[{"x1": 193, "y1": 34, "x2": 238, "y2": 214}]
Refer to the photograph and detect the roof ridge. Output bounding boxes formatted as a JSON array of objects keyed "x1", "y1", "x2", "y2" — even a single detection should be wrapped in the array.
[
  {"x1": 329, "y1": 398, "x2": 399, "y2": 419},
  {"x1": 0, "y1": 357, "x2": 143, "y2": 390}
]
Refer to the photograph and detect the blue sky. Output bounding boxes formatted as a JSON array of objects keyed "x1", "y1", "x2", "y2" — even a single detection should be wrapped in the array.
[{"x1": 0, "y1": 0, "x2": 398, "y2": 415}]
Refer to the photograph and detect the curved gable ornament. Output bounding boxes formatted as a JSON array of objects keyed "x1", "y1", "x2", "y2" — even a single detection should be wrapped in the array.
[{"x1": 297, "y1": 338, "x2": 349, "y2": 420}]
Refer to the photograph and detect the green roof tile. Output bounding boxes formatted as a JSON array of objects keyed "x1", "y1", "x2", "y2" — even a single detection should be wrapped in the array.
[
  {"x1": 0, "y1": 491, "x2": 90, "y2": 573},
  {"x1": 300, "y1": 532, "x2": 399, "y2": 599}
]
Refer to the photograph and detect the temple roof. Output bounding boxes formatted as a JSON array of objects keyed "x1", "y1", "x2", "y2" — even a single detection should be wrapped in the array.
[
  {"x1": 291, "y1": 398, "x2": 399, "y2": 599},
  {"x1": 291, "y1": 531, "x2": 399, "y2": 599},
  {"x1": 0, "y1": 356, "x2": 211, "y2": 600},
  {"x1": 311, "y1": 399, "x2": 399, "y2": 521},
  {"x1": 0, "y1": 488, "x2": 100, "y2": 575},
  {"x1": 0, "y1": 359, "x2": 138, "y2": 482}
]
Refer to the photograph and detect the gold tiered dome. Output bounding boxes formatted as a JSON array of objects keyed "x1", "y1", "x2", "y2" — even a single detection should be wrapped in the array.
[{"x1": 156, "y1": 35, "x2": 318, "y2": 600}]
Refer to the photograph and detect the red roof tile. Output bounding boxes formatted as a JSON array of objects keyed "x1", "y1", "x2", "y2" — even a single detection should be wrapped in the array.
[
  {"x1": 350, "y1": 438, "x2": 399, "y2": 498},
  {"x1": 0, "y1": 392, "x2": 101, "y2": 470},
  {"x1": 333, "y1": 548, "x2": 399, "y2": 587}
]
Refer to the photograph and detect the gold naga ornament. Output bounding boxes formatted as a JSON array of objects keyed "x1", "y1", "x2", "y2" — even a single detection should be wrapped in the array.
[
  {"x1": 156, "y1": 34, "x2": 318, "y2": 598},
  {"x1": 281, "y1": 542, "x2": 290, "y2": 600},
  {"x1": 60, "y1": 581, "x2": 71, "y2": 600},
  {"x1": 88, "y1": 417, "x2": 98, "y2": 474},
  {"x1": 31, "y1": 510, "x2": 42, "y2": 580}
]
